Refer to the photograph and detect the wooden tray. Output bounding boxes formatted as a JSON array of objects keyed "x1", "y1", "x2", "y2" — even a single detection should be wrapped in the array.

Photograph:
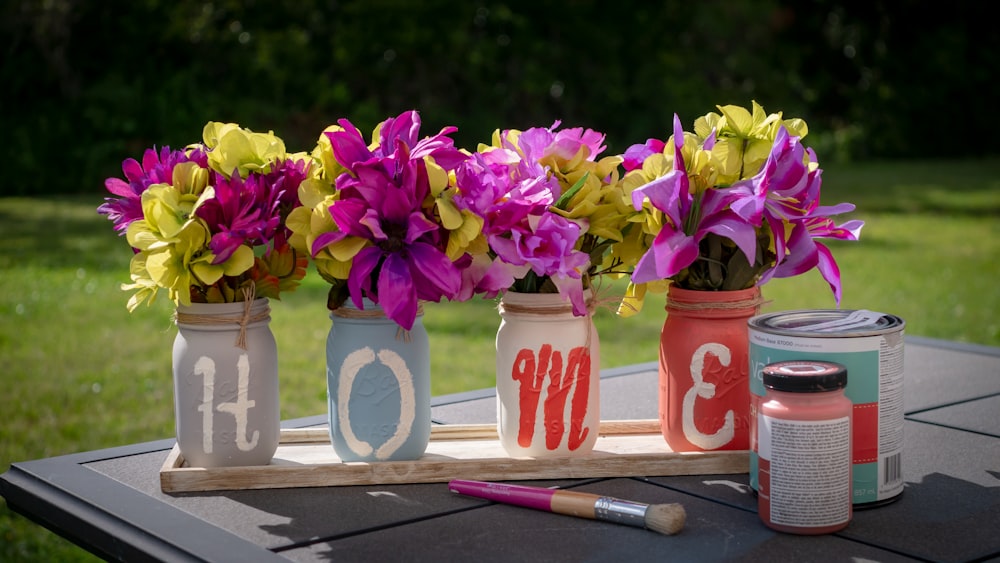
[{"x1": 159, "y1": 420, "x2": 749, "y2": 493}]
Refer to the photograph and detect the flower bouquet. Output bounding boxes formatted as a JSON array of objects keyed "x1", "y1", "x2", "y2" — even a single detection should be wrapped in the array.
[
  {"x1": 287, "y1": 110, "x2": 482, "y2": 330},
  {"x1": 98, "y1": 122, "x2": 310, "y2": 467},
  {"x1": 98, "y1": 122, "x2": 309, "y2": 309},
  {"x1": 616, "y1": 101, "x2": 864, "y2": 452},
  {"x1": 453, "y1": 122, "x2": 630, "y2": 313},
  {"x1": 618, "y1": 101, "x2": 863, "y2": 311}
]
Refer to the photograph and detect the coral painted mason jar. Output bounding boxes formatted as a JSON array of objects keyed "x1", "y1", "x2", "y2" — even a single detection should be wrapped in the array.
[{"x1": 658, "y1": 285, "x2": 761, "y2": 452}]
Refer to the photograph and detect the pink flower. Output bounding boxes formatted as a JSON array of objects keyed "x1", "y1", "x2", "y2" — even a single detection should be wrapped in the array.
[{"x1": 454, "y1": 123, "x2": 601, "y2": 315}]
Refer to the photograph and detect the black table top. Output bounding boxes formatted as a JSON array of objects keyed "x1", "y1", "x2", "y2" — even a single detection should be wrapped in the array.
[{"x1": 2, "y1": 335, "x2": 999, "y2": 562}]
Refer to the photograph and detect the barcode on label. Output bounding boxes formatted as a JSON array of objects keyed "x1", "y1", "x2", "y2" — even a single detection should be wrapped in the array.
[{"x1": 883, "y1": 452, "x2": 902, "y2": 485}]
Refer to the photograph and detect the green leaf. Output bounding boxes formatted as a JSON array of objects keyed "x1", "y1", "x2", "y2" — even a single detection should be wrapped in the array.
[{"x1": 553, "y1": 172, "x2": 589, "y2": 210}]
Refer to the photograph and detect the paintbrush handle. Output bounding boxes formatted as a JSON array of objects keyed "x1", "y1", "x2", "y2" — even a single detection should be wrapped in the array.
[
  {"x1": 450, "y1": 479, "x2": 679, "y2": 534},
  {"x1": 448, "y1": 479, "x2": 575, "y2": 511},
  {"x1": 449, "y1": 479, "x2": 629, "y2": 521}
]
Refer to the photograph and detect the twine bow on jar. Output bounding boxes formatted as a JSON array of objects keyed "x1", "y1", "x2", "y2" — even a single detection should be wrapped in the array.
[{"x1": 173, "y1": 286, "x2": 270, "y2": 350}]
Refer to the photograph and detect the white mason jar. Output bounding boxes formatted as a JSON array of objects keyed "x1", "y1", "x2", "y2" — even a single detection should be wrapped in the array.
[{"x1": 495, "y1": 290, "x2": 600, "y2": 457}]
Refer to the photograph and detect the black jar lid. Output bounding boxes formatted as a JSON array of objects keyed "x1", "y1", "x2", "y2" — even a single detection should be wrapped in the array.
[{"x1": 762, "y1": 360, "x2": 848, "y2": 392}]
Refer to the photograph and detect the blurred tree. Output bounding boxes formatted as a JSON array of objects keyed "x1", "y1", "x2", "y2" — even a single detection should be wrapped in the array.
[{"x1": 0, "y1": 0, "x2": 995, "y2": 195}]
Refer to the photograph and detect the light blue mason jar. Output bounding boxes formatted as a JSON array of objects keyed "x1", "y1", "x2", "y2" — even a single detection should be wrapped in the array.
[{"x1": 326, "y1": 299, "x2": 431, "y2": 462}]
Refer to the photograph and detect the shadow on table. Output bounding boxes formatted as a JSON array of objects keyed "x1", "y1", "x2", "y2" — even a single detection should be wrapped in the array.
[{"x1": 221, "y1": 471, "x2": 999, "y2": 562}]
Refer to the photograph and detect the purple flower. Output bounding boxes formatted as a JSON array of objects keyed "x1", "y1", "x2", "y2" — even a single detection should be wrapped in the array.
[
  {"x1": 725, "y1": 127, "x2": 822, "y2": 227},
  {"x1": 765, "y1": 205, "x2": 864, "y2": 305},
  {"x1": 452, "y1": 124, "x2": 596, "y2": 314},
  {"x1": 722, "y1": 126, "x2": 863, "y2": 303},
  {"x1": 516, "y1": 122, "x2": 606, "y2": 163},
  {"x1": 454, "y1": 152, "x2": 556, "y2": 237},
  {"x1": 630, "y1": 115, "x2": 759, "y2": 284},
  {"x1": 313, "y1": 111, "x2": 467, "y2": 330},
  {"x1": 490, "y1": 213, "x2": 591, "y2": 314},
  {"x1": 98, "y1": 146, "x2": 207, "y2": 234}
]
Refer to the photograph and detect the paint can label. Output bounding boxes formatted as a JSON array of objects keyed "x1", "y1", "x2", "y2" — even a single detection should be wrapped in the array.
[{"x1": 748, "y1": 310, "x2": 905, "y2": 506}]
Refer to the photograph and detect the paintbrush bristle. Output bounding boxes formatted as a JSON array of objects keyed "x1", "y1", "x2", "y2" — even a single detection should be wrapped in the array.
[{"x1": 644, "y1": 503, "x2": 686, "y2": 535}]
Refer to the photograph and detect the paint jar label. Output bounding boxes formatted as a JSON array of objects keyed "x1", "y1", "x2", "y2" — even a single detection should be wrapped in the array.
[{"x1": 759, "y1": 415, "x2": 852, "y2": 529}]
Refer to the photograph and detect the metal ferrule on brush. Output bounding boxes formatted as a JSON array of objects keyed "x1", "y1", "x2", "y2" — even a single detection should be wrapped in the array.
[{"x1": 593, "y1": 496, "x2": 649, "y2": 527}]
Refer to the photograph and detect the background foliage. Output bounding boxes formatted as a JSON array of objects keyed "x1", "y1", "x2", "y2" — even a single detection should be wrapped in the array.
[{"x1": 3, "y1": 0, "x2": 997, "y2": 197}]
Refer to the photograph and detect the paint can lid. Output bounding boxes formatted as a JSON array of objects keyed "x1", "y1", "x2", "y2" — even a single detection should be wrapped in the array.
[
  {"x1": 748, "y1": 309, "x2": 904, "y2": 337},
  {"x1": 762, "y1": 360, "x2": 848, "y2": 392}
]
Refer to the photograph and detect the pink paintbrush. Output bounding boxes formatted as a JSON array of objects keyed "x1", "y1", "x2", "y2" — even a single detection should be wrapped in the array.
[{"x1": 448, "y1": 479, "x2": 685, "y2": 535}]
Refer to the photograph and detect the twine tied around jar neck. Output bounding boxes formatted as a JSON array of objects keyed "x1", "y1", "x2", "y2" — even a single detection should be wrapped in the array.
[
  {"x1": 173, "y1": 286, "x2": 269, "y2": 350},
  {"x1": 497, "y1": 299, "x2": 596, "y2": 317},
  {"x1": 331, "y1": 303, "x2": 424, "y2": 342},
  {"x1": 497, "y1": 279, "x2": 622, "y2": 317},
  {"x1": 497, "y1": 294, "x2": 601, "y2": 356},
  {"x1": 666, "y1": 290, "x2": 770, "y2": 312}
]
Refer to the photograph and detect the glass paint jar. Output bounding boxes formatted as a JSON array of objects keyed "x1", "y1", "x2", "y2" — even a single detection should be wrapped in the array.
[{"x1": 757, "y1": 360, "x2": 852, "y2": 534}]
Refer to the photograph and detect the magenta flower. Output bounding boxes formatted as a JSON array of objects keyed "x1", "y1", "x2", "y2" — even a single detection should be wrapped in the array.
[
  {"x1": 326, "y1": 110, "x2": 468, "y2": 176},
  {"x1": 720, "y1": 126, "x2": 864, "y2": 303},
  {"x1": 623, "y1": 138, "x2": 666, "y2": 172},
  {"x1": 194, "y1": 152, "x2": 308, "y2": 264},
  {"x1": 765, "y1": 205, "x2": 864, "y2": 305},
  {"x1": 516, "y1": 122, "x2": 607, "y2": 163},
  {"x1": 262, "y1": 157, "x2": 310, "y2": 217},
  {"x1": 725, "y1": 127, "x2": 822, "y2": 226},
  {"x1": 454, "y1": 152, "x2": 556, "y2": 239},
  {"x1": 336, "y1": 161, "x2": 461, "y2": 330},
  {"x1": 312, "y1": 111, "x2": 467, "y2": 330},
  {"x1": 489, "y1": 213, "x2": 591, "y2": 313},
  {"x1": 98, "y1": 146, "x2": 207, "y2": 234},
  {"x1": 195, "y1": 171, "x2": 281, "y2": 264}
]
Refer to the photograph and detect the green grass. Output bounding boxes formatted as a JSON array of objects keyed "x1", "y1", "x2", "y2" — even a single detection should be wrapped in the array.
[{"x1": 2, "y1": 157, "x2": 999, "y2": 560}]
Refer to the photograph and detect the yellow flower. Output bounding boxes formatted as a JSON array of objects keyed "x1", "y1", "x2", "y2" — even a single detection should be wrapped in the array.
[
  {"x1": 201, "y1": 121, "x2": 287, "y2": 179},
  {"x1": 121, "y1": 253, "x2": 160, "y2": 312},
  {"x1": 694, "y1": 101, "x2": 809, "y2": 186},
  {"x1": 311, "y1": 125, "x2": 348, "y2": 185},
  {"x1": 616, "y1": 278, "x2": 671, "y2": 318}
]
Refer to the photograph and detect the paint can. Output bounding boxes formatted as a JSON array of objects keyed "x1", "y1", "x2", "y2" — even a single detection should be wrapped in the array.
[{"x1": 748, "y1": 309, "x2": 905, "y2": 507}]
